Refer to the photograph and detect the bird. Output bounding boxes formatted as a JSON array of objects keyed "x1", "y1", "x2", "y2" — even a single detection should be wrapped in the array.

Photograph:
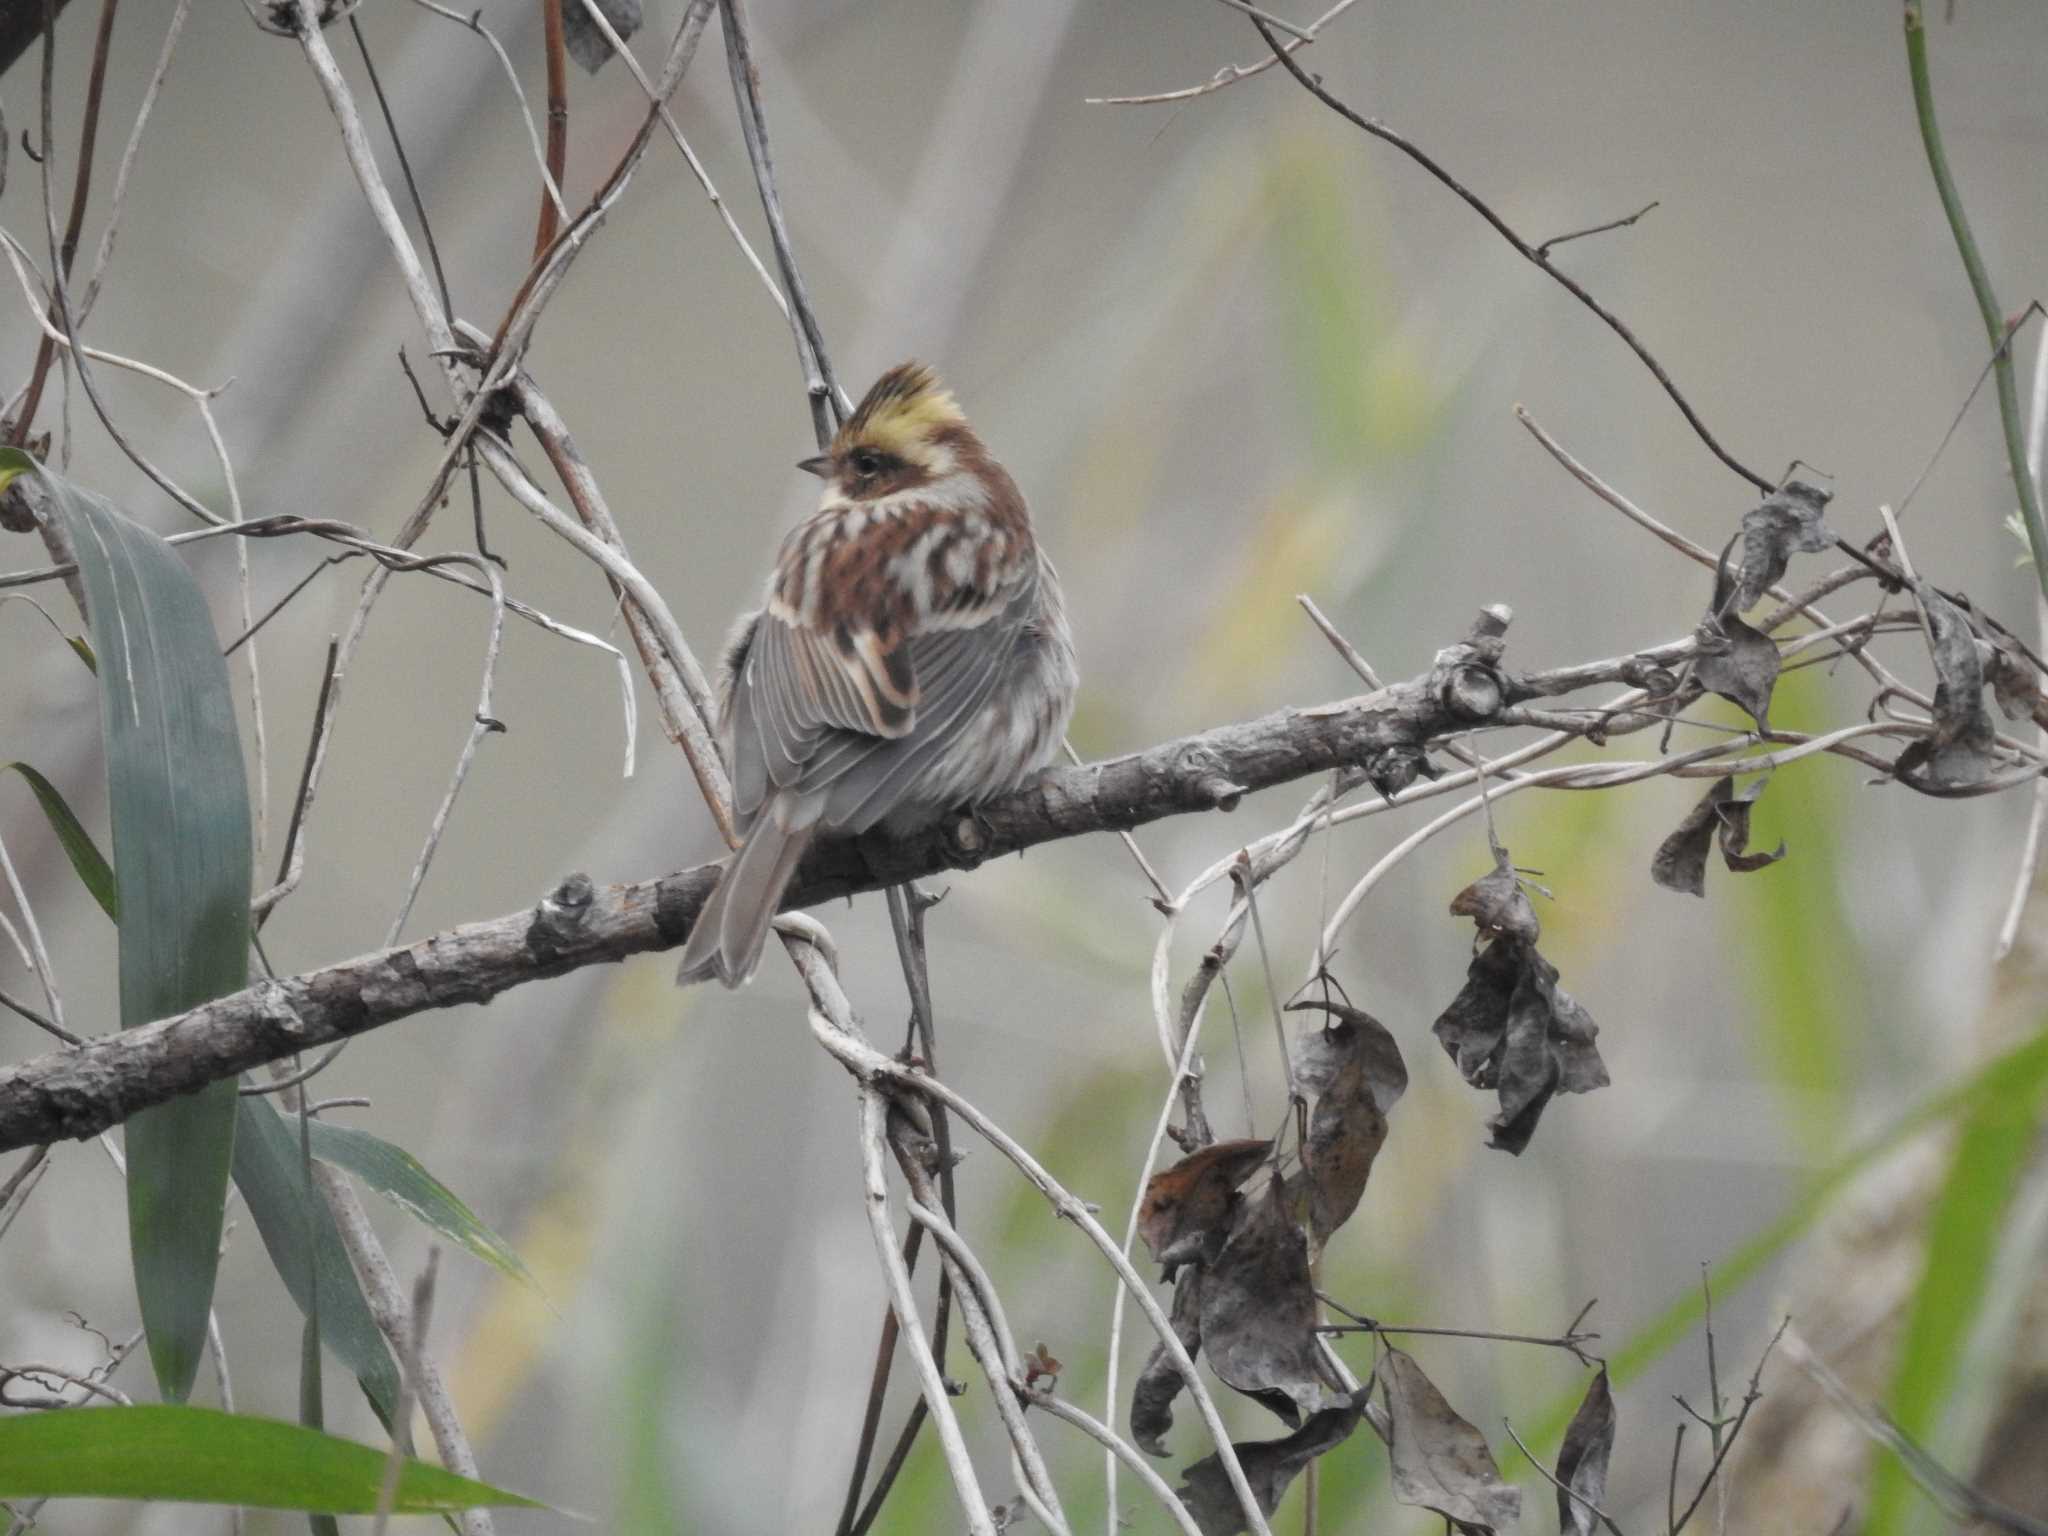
[{"x1": 677, "y1": 361, "x2": 1078, "y2": 987}]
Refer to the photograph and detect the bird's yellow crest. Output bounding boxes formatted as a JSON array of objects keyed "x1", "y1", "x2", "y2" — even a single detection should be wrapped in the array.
[{"x1": 834, "y1": 362, "x2": 966, "y2": 461}]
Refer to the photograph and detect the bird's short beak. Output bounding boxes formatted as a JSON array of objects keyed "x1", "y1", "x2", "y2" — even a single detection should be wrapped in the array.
[{"x1": 796, "y1": 454, "x2": 832, "y2": 478}]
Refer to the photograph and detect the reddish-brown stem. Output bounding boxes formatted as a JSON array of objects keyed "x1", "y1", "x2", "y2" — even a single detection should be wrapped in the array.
[
  {"x1": 8, "y1": 0, "x2": 118, "y2": 447},
  {"x1": 533, "y1": 0, "x2": 567, "y2": 259}
]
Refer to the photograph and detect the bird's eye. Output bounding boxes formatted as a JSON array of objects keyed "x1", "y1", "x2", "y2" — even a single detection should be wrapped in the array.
[{"x1": 851, "y1": 449, "x2": 883, "y2": 477}]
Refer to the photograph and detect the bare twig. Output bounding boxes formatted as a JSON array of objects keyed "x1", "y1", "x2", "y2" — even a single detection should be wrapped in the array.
[
  {"x1": 1667, "y1": 1319, "x2": 1787, "y2": 1536},
  {"x1": 1501, "y1": 1418, "x2": 1626, "y2": 1536},
  {"x1": 315, "y1": 1167, "x2": 492, "y2": 1536},
  {"x1": 717, "y1": 0, "x2": 849, "y2": 439},
  {"x1": 350, "y1": 9, "x2": 455, "y2": 322},
  {"x1": 75, "y1": 0, "x2": 189, "y2": 322},
  {"x1": 535, "y1": 0, "x2": 568, "y2": 258},
  {"x1": 0, "y1": 831, "x2": 67, "y2": 1041},
  {"x1": 1087, "y1": 0, "x2": 1360, "y2": 104},
  {"x1": 7, "y1": 0, "x2": 117, "y2": 448},
  {"x1": 1032, "y1": 1389, "x2": 1204, "y2": 1536},
  {"x1": 1535, "y1": 199, "x2": 1660, "y2": 260},
  {"x1": 1211, "y1": 0, "x2": 1316, "y2": 44},
  {"x1": 792, "y1": 941, "x2": 1275, "y2": 1536},
  {"x1": 854, "y1": 1090, "x2": 994, "y2": 1536},
  {"x1": 1251, "y1": 18, "x2": 1772, "y2": 492},
  {"x1": 1903, "y1": 1, "x2": 2048, "y2": 599},
  {"x1": 382, "y1": 553, "x2": 509, "y2": 946}
]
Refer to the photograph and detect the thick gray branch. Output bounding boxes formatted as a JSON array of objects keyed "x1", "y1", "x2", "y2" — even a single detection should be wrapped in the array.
[{"x1": 0, "y1": 641, "x2": 1583, "y2": 1152}]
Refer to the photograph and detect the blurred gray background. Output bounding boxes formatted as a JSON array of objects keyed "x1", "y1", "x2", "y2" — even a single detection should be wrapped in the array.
[{"x1": 3, "y1": 1, "x2": 2046, "y2": 1530}]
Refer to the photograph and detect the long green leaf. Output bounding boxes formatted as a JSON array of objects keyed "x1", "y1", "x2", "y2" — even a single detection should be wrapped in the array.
[
  {"x1": 0, "y1": 450, "x2": 253, "y2": 1404},
  {"x1": 1865, "y1": 1027, "x2": 2048, "y2": 1536},
  {"x1": 234, "y1": 1097, "x2": 401, "y2": 1424},
  {"x1": 307, "y1": 1120, "x2": 539, "y2": 1291},
  {"x1": 2, "y1": 760, "x2": 116, "y2": 921},
  {"x1": 0, "y1": 1405, "x2": 540, "y2": 1514},
  {"x1": 1506, "y1": 1023, "x2": 2048, "y2": 1467}
]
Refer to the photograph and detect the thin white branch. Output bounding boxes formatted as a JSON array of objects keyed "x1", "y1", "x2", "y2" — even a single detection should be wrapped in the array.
[
  {"x1": 902, "y1": 1169, "x2": 1069, "y2": 1534},
  {"x1": 384, "y1": 554, "x2": 508, "y2": 947},
  {"x1": 1033, "y1": 1390, "x2": 1205, "y2": 1536},
  {"x1": 1104, "y1": 971, "x2": 1219, "y2": 1532},
  {"x1": 77, "y1": 0, "x2": 193, "y2": 322},
  {"x1": 1088, "y1": 0, "x2": 1359, "y2": 104},
  {"x1": 793, "y1": 942, "x2": 1274, "y2": 1536},
  {"x1": 405, "y1": 0, "x2": 569, "y2": 225},
  {"x1": 569, "y1": 0, "x2": 794, "y2": 329},
  {"x1": 0, "y1": 832, "x2": 64, "y2": 1039},
  {"x1": 856, "y1": 1089, "x2": 995, "y2": 1536}
]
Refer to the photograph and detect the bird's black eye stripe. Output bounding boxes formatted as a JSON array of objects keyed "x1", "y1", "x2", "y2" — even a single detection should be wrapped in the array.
[{"x1": 851, "y1": 449, "x2": 884, "y2": 477}]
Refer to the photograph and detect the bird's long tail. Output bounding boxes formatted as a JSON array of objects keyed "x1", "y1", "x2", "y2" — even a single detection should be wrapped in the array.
[{"x1": 675, "y1": 810, "x2": 817, "y2": 987}]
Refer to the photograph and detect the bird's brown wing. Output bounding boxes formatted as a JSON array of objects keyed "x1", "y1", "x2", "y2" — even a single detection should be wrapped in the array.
[{"x1": 727, "y1": 564, "x2": 1038, "y2": 833}]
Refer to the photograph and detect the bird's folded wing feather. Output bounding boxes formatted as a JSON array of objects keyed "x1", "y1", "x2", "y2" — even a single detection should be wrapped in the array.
[{"x1": 729, "y1": 562, "x2": 1036, "y2": 829}]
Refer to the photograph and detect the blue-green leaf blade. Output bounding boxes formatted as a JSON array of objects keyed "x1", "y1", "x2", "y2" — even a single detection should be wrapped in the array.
[
  {"x1": 307, "y1": 1121, "x2": 540, "y2": 1291},
  {"x1": 0, "y1": 449, "x2": 253, "y2": 1402},
  {"x1": 234, "y1": 1097, "x2": 401, "y2": 1424},
  {"x1": 0, "y1": 1405, "x2": 541, "y2": 1513}
]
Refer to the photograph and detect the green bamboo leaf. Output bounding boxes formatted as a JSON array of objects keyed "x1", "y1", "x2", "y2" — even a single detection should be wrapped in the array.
[
  {"x1": 1865, "y1": 1027, "x2": 2048, "y2": 1536},
  {"x1": 307, "y1": 1120, "x2": 540, "y2": 1292},
  {"x1": 0, "y1": 449, "x2": 253, "y2": 1404},
  {"x1": 1, "y1": 760, "x2": 116, "y2": 921},
  {"x1": 234, "y1": 1097, "x2": 401, "y2": 1424},
  {"x1": 0, "y1": 1405, "x2": 541, "y2": 1513}
]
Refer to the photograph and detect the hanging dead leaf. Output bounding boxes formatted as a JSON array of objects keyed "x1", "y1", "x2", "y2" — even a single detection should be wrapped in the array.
[
  {"x1": 1893, "y1": 582, "x2": 2007, "y2": 790},
  {"x1": 1288, "y1": 999, "x2": 1409, "y2": 1114},
  {"x1": 1693, "y1": 613, "x2": 1780, "y2": 731},
  {"x1": 1175, "y1": 1399, "x2": 1364, "y2": 1536},
  {"x1": 1732, "y1": 481, "x2": 1833, "y2": 612},
  {"x1": 1139, "y1": 1138, "x2": 1272, "y2": 1274},
  {"x1": 1383, "y1": 1347, "x2": 1522, "y2": 1535},
  {"x1": 1431, "y1": 937, "x2": 1522, "y2": 1088},
  {"x1": 1282, "y1": 1002, "x2": 1404, "y2": 1250},
  {"x1": 1198, "y1": 1182, "x2": 1336, "y2": 1426},
  {"x1": 1433, "y1": 940, "x2": 1608, "y2": 1155},
  {"x1": 1650, "y1": 775, "x2": 1785, "y2": 896},
  {"x1": 1554, "y1": 1367, "x2": 1616, "y2": 1536}
]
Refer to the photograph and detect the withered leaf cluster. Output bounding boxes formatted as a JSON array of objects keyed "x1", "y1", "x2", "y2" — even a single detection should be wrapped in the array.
[
  {"x1": 1434, "y1": 845, "x2": 1610, "y2": 1154},
  {"x1": 1134, "y1": 1007, "x2": 1406, "y2": 1530}
]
